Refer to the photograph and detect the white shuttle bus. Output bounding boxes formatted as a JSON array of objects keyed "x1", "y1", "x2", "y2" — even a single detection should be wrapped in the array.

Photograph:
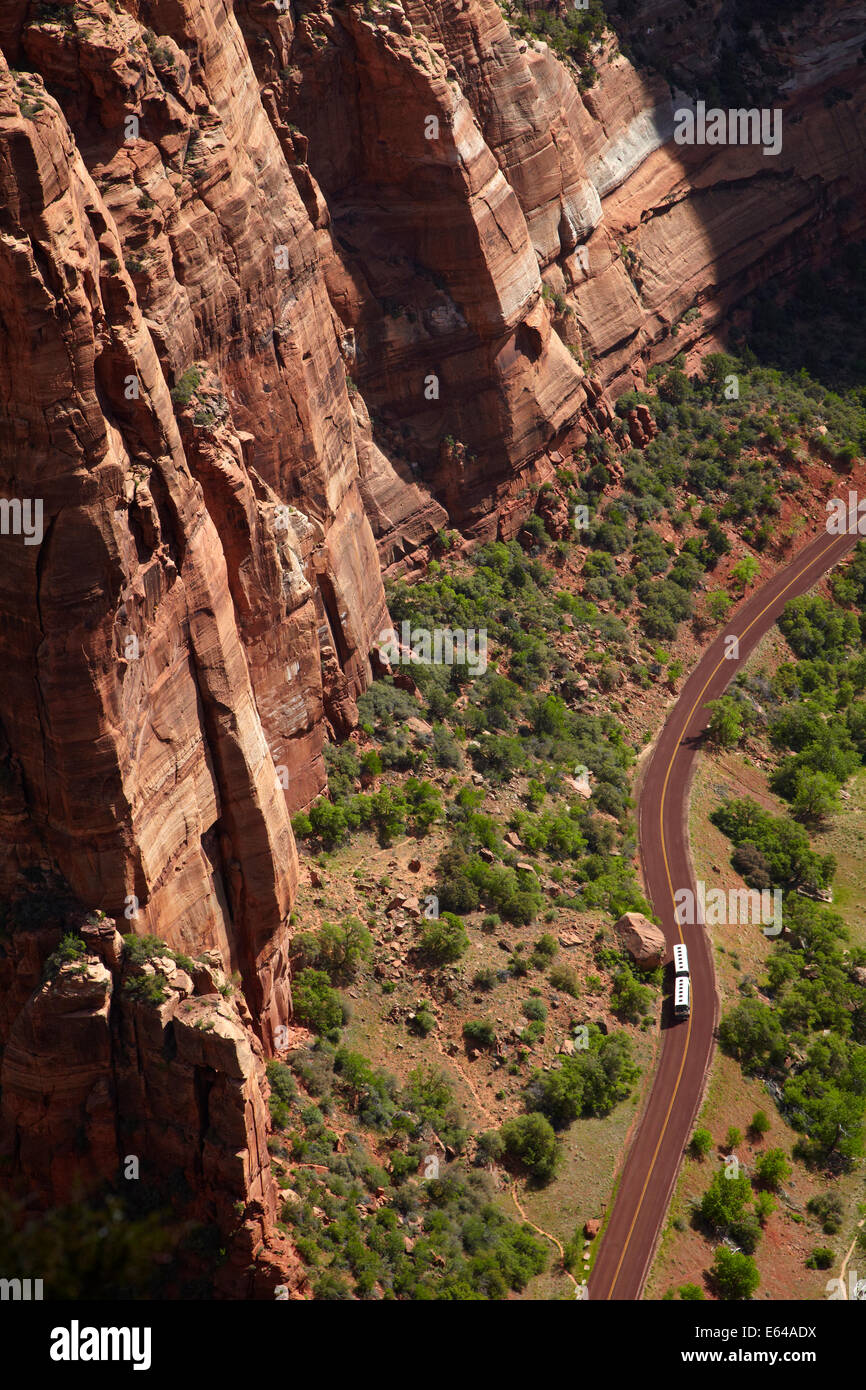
[
  {"x1": 673, "y1": 943, "x2": 689, "y2": 977},
  {"x1": 674, "y1": 973, "x2": 691, "y2": 1020}
]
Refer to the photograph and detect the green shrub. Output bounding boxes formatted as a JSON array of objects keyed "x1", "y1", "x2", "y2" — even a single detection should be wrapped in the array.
[
  {"x1": 754, "y1": 1190, "x2": 776, "y2": 1226},
  {"x1": 524, "y1": 1030, "x2": 639, "y2": 1127},
  {"x1": 295, "y1": 917, "x2": 373, "y2": 983},
  {"x1": 44, "y1": 932, "x2": 87, "y2": 980},
  {"x1": 548, "y1": 963, "x2": 580, "y2": 997},
  {"x1": 122, "y1": 933, "x2": 168, "y2": 965},
  {"x1": 749, "y1": 1110, "x2": 771, "y2": 1139},
  {"x1": 610, "y1": 966, "x2": 653, "y2": 1022},
  {"x1": 689, "y1": 1128, "x2": 713, "y2": 1160},
  {"x1": 711, "y1": 1247, "x2": 760, "y2": 1300},
  {"x1": 293, "y1": 969, "x2": 344, "y2": 1035},
  {"x1": 754, "y1": 1148, "x2": 791, "y2": 1191},
  {"x1": 699, "y1": 1168, "x2": 753, "y2": 1232},
  {"x1": 411, "y1": 1006, "x2": 436, "y2": 1037},
  {"x1": 499, "y1": 1112, "x2": 559, "y2": 1184},
  {"x1": 123, "y1": 973, "x2": 168, "y2": 1006},
  {"x1": 805, "y1": 1247, "x2": 834, "y2": 1270},
  {"x1": 472, "y1": 967, "x2": 498, "y2": 992},
  {"x1": 170, "y1": 365, "x2": 202, "y2": 406},
  {"x1": 807, "y1": 1191, "x2": 843, "y2": 1234},
  {"x1": 418, "y1": 912, "x2": 469, "y2": 965},
  {"x1": 718, "y1": 999, "x2": 787, "y2": 1071},
  {"x1": 530, "y1": 933, "x2": 558, "y2": 965},
  {"x1": 463, "y1": 1019, "x2": 496, "y2": 1049}
]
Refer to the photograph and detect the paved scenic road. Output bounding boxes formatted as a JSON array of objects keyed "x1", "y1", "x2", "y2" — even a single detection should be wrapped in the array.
[{"x1": 588, "y1": 522, "x2": 860, "y2": 1301}]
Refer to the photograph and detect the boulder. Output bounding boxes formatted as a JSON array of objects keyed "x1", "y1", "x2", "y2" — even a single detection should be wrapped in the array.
[{"x1": 613, "y1": 912, "x2": 665, "y2": 969}]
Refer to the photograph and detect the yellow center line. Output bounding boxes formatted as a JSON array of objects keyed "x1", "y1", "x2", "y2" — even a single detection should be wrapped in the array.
[{"x1": 603, "y1": 532, "x2": 844, "y2": 1299}]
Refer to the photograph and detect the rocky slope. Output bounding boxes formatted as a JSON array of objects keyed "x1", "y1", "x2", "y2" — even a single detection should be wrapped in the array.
[{"x1": 0, "y1": 0, "x2": 863, "y2": 1294}]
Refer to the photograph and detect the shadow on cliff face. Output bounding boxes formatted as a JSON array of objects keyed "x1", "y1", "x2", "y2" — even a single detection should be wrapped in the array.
[
  {"x1": 0, "y1": 1189, "x2": 184, "y2": 1300},
  {"x1": 581, "y1": 0, "x2": 866, "y2": 394},
  {"x1": 736, "y1": 247, "x2": 866, "y2": 393},
  {"x1": 235, "y1": 0, "x2": 866, "y2": 531}
]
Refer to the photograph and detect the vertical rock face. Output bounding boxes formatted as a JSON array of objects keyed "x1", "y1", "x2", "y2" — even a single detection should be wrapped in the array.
[
  {"x1": 403, "y1": 0, "x2": 605, "y2": 264},
  {"x1": 0, "y1": 1, "x2": 398, "y2": 1055},
  {"x1": 239, "y1": 0, "x2": 590, "y2": 533},
  {"x1": 0, "y1": 0, "x2": 865, "y2": 1294},
  {"x1": 0, "y1": 44, "x2": 294, "y2": 1045},
  {"x1": 0, "y1": 920, "x2": 306, "y2": 1297}
]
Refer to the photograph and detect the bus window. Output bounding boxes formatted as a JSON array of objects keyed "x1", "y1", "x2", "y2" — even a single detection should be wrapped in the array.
[
  {"x1": 674, "y1": 974, "x2": 691, "y2": 1020},
  {"x1": 673, "y1": 943, "x2": 689, "y2": 976}
]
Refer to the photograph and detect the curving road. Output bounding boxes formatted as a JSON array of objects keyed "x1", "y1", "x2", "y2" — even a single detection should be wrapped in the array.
[{"x1": 588, "y1": 522, "x2": 860, "y2": 1301}]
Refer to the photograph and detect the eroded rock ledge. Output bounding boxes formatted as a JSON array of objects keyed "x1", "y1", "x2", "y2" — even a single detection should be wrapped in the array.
[{"x1": 0, "y1": 0, "x2": 863, "y2": 1293}]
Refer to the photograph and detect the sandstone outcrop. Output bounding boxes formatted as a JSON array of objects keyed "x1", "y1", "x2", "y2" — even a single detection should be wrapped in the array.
[
  {"x1": 1, "y1": 0, "x2": 865, "y2": 1295},
  {"x1": 0, "y1": 918, "x2": 306, "y2": 1298},
  {"x1": 614, "y1": 911, "x2": 667, "y2": 970}
]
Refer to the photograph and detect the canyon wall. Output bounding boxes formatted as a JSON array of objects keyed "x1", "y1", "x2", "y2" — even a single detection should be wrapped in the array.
[{"x1": 0, "y1": 0, "x2": 863, "y2": 1293}]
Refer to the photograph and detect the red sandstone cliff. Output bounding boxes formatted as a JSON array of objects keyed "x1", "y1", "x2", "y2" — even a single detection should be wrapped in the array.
[{"x1": 0, "y1": 0, "x2": 864, "y2": 1295}]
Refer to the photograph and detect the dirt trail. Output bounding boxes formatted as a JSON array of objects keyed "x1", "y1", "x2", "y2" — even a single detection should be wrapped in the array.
[
  {"x1": 510, "y1": 1184, "x2": 579, "y2": 1293},
  {"x1": 433, "y1": 1033, "x2": 497, "y2": 1124},
  {"x1": 838, "y1": 1219, "x2": 865, "y2": 1299}
]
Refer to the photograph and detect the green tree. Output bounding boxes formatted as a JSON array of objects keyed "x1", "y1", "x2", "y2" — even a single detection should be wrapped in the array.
[
  {"x1": 749, "y1": 1110, "x2": 771, "y2": 1139},
  {"x1": 778, "y1": 594, "x2": 858, "y2": 661},
  {"x1": 754, "y1": 1191, "x2": 776, "y2": 1226},
  {"x1": 806, "y1": 1247, "x2": 834, "y2": 1270},
  {"x1": 610, "y1": 965, "x2": 653, "y2": 1022},
  {"x1": 658, "y1": 368, "x2": 691, "y2": 404},
  {"x1": 790, "y1": 769, "x2": 841, "y2": 825},
  {"x1": 418, "y1": 912, "x2": 469, "y2": 965},
  {"x1": 791, "y1": 1084, "x2": 864, "y2": 1164},
  {"x1": 368, "y1": 787, "x2": 408, "y2": 844},
  {"x1": 754, "y1": 1148, "x2": 791, "y2": 1191},
  {"x1": 699, "y1": 1168, "x2": 752, "y2": 1231},
  {"x1": 711, "y1": 1246, "x2": 760, "y2": 1300},
  {"x1": 690, "y1": 1128, "x2": 713, "y2": 1160},
  {"x1": 293, "y1": 968, "x2": 344, "y2": 1034},
  {"x1": 718, "y1": 999, "x2": 786, "y2": 1071},
  {"x1": 401, "y1": 1065, "x2": 454, "y2": 1127},
  {"x1": 731, "y1": 555, "x2": 760, "y2": 591},
  {"x1": 475, "y1": 1130, "x2": 505, "y2": 1164},
  {"x1": 499, "y1": 1113, "x2": 559, "y2": 1184},
  {"x1": 525, "y1": 1031, "x2": 639, "y2": 1127},
  {"x1": 707, "y1": 696, "x2": 745, "y2": 748},
  {"x1": 314, "y1": 917, "x2": 373, "y2": 982},
  {"x1": 308, "y1": 798, "x2": 348, "y2": 849},
  {"x1": 705, "y1": 590, "x2": 732, "y2": 625}
]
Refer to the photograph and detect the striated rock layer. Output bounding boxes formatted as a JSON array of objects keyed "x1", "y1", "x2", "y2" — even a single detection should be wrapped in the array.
[
  {"x1": 0, "y1": 0, "x2": 864, "y2": 1293},
  {"x1": 0, "y1": 916, "x2": 306, "y2": 1297}
]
